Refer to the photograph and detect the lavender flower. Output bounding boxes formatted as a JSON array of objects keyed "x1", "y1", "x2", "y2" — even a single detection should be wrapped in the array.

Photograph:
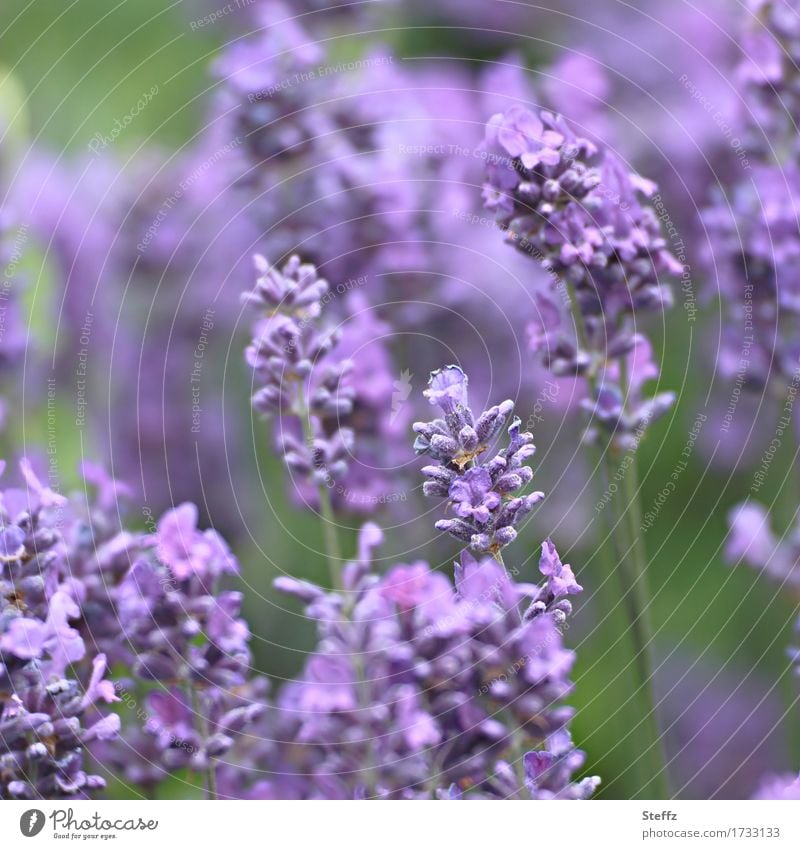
[
  {"x1": 0, "y1": 461, "x2": 120, "y2": 799},
  {"x1": 266, "y1": 523, "x2": 597, "y2": 799},
  {"x1": 245, "y1": 254, "x2": 355, "y2": 491},
  {"x1": 109, "y1": 503, "x2": 264, "y2": 789},
  {"x1": 414, "y1": 366, "x2": 543, "y2": 556},
  {"x1": 726, "y1": 502, "x2": 800, "y2": 682},
  {"x1": 481, "y1": 106, "x2": 679, "y2": 446}
]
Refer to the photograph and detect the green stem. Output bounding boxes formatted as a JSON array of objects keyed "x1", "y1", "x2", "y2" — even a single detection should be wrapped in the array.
[
  {"x1": 565, "y1": 280, "x2": 671, "y2": 798},
  {"x1": 190, "y1": 685, "x2": 217, "y2": 800},
  {"x1": 613, "y1": 453, "x2": 671, "y2": 799},
  {"x1": 296, "y1": 382, "x2": 341, "y2": 588}
]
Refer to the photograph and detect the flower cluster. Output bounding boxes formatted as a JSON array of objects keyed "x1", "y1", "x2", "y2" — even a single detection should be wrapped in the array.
[
  {"x1": 481, "y1": 106, "x2": 679, "y2": 447},
  {"x1": 245, "y1": 254, "x2": 355, "y2": 490},
  {"x1": 105, "y1": 503, "x2": 264, "y2": 792},
  {"x1": 265, "y1": 523, "x2": 596, "y2": 799},
  {"x1": 0, "y1": 461, "x2": 120, "y2": 799},
  {"x1": 414, "y1": 366, "x2": 543, "y2": 556},
  {"x1": 702, "y1": 1, "x2": 800, "y2": 399}
]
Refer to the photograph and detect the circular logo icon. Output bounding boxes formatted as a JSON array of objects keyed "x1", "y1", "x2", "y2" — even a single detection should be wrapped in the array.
[{"x1": 20, "y1": 810, "x2": 45, "y2": 837}]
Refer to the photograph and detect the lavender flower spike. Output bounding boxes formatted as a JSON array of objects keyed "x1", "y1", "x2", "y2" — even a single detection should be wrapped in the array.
[
  {"x1": 244, "y1": 254, "x2": 355, "y2": 489},
  {"x1": 414, "y1": 365, "x2": 543, "y2": 556},
  {"x1": 481, "y1": 107, "x2": 679, "y2": 448}
]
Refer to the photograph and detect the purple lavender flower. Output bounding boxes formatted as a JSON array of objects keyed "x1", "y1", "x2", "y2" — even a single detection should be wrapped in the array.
[
  {"x1": 245, "y1": 254, "x2": 355, "y2": 492},
  {"x1": 481, "y1": 107, "x2": 679, "y2": 447},
  {"x1": 414, "y1": 366, "x2": 543, "y2": 556},
  {"x1": 263, "y1": 523, "x2": 598, "y2": 799},
  {"x1": 0, "y1": 461, "x2": 120, "y2": 799}
]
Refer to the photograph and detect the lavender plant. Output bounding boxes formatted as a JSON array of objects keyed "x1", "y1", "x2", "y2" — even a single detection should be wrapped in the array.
[
  {"x1": 244, "y1": 254, "x2": 354, "y2": 573},
  {"x1": 267, "y1": 524, "x2": 597, "y2": 799},
  {"x1": 480, "y1": 105, "x2": 680, "y2": 797},
  {"x1": 481, "y1": 106, "x2": 678, "y2": 446}
]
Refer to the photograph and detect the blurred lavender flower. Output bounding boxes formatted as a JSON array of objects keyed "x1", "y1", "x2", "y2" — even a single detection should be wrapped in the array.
[
  {"x1": 265, "y1": 523, "x2": 597, "y2": 799},
  {"x1": 753, "y1": 772, "x2": 800, "y2": 799},
  {"x1": 704, "y1": 162, "x2": 800, "y2": 391},
  {"x1": 106, "y1": 503, "x2": 264, "y2": 790},
  {"x1": 737, "y1": 0, "x2": 800, "y2": 158},
  {"x1": 726, "y1": 501, "x2": 800, "y2": 588},
  {"x1": 414, "y1": 365, "x2": 543, "y2": 556},
  {"x1": 726, "y1": 502, "x2": 800, "y2": 686}
]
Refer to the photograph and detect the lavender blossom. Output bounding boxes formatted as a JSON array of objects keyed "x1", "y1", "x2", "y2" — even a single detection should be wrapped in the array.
[
  {"x1": 0, "y1": 461, "x2": 120, "y2": 799},
  {"x1": 264, "y1": 523, "x2": 597, "y2": 799},
  {"x1": 726, "y1": 503, "x2": 800, "y2": 687},
  {"x1": 481, "y1": 106, "x2": 679, "y2": 446},
  {"x1": 414, "y1": 366, "x2": 543, "y2": 556},
  {"x1": 245, "y1": 254, "x2": 355, "y2": 491},
  {"x1": 109, "y1": 503, "x2": 264, "y2": 788}
]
